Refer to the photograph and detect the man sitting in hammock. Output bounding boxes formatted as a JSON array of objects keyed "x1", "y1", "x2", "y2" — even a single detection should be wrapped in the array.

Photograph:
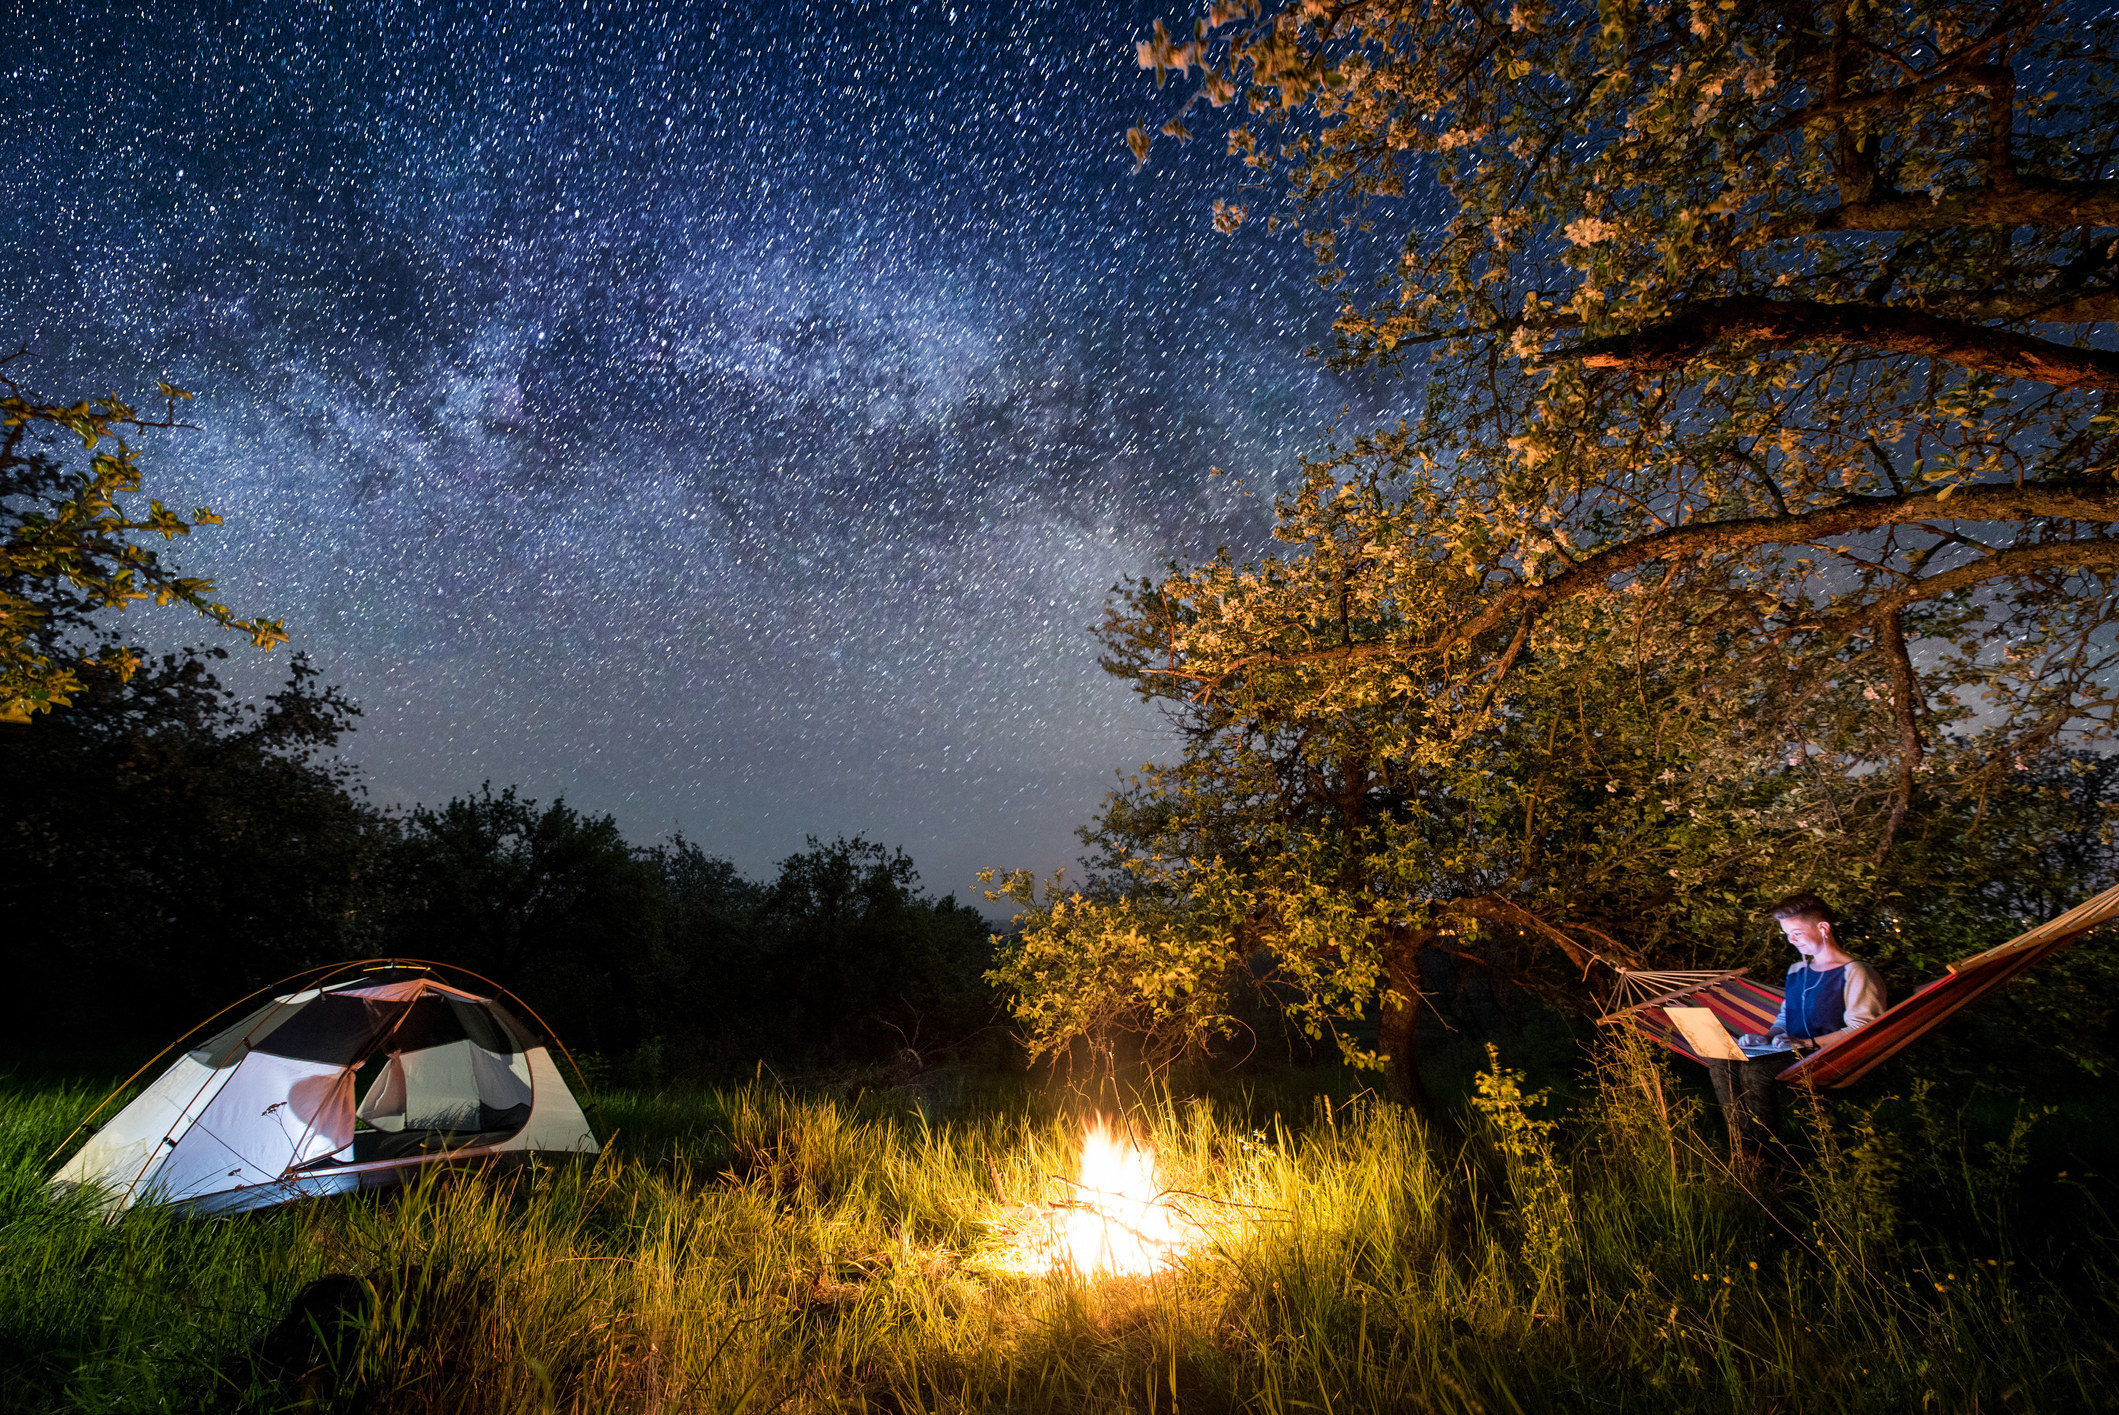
[{"x1": 1711, "y1": 892, "x2": 1888, "y2": 1158}]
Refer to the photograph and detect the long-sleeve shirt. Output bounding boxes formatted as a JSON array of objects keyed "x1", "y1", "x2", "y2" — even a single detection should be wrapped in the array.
[{"x1": 1771, "y1": 959, "x2": 1886, "y2": 1044}]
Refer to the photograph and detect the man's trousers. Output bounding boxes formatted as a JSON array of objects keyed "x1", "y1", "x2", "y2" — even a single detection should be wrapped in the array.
[{"x1": 1704, "y1": 1054, "x2": 1795, "y2": 1157}]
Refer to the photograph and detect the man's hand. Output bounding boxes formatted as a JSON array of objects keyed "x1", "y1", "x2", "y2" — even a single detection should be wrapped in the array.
[{"x1": 1735, "y1": 1033, "x2": 1763, "y2": 1047}]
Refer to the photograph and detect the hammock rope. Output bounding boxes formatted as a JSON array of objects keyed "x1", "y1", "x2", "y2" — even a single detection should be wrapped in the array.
[{"x1": 1597, "y1": 967, "x2": 1752, "y2": 1022}]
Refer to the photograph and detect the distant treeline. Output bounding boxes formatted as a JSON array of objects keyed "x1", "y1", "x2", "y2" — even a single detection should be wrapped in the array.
[
  {"x1": 9, "y1": 649, "x2": 2118, "y2": 1091},
  {"x1": 0, "y1": 650, "x2": 1003, "y2": 1078}
]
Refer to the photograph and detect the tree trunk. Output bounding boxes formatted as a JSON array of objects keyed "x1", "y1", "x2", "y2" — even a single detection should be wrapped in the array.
[
  {"x1": 1379, "y1": 933, "x2": 1438, "y2": 1119},
  {"x1": 1874, "y1": 608, "x2": 1924, "y2": 862}
]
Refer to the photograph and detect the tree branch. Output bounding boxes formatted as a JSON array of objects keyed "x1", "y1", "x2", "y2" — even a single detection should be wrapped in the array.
[
  {"x1": 1151, "y1": 482, "x2": 2119, "y2": 690},
  {"x1": 1743, "y1": 61, "x2": 2012, "y2": 155},
  {"x1": 1452, "y1": 895, "x2": 1639, "y2": 971},
  {"x1": 1808, "y1": 535, "x2": 2119, "y2": 639},
  {"x1": 1741, "y1": 0, "x2": 2051, "y2": 156},
  {"x1": 1561, "y1": 295, "x2": 2119, "y2": 391},
  {"x1": 1767, "y1": 176, "x2": 2119, "y2": 237},
  {"x1": 1950, "y1": 289, "x2": 2119, "y2": 325}
]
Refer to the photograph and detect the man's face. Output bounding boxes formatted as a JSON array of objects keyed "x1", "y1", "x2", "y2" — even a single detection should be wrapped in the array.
[{"x1": 1778, "y1": 915, "x2": 1832, "y2": 959}]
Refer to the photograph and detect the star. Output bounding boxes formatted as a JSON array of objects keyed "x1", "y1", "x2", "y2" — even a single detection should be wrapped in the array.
[{"x1": 0, "y1": 0, "x2": 1401, "y2": 896}]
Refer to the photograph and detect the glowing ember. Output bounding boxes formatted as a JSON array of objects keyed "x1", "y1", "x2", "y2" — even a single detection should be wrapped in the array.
[{"x1": 1001, "y1": 1115, "x2": 1197, "y2": 1276}]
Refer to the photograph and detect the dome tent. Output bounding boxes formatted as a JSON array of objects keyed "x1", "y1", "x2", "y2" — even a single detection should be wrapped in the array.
[{"x1": 50, "y1": 961, "x2": 599, "y2": 1217}]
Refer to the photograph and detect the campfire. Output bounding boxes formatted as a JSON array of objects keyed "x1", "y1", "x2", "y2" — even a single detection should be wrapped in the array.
[{"x1": 995, "y1": 1115, "x2": 1200, "y2": 1276}]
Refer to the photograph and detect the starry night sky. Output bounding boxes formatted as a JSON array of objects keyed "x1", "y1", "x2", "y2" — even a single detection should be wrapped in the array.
[{"x1": 3, "y1": 0, "x2": 1401, "y2": 899}]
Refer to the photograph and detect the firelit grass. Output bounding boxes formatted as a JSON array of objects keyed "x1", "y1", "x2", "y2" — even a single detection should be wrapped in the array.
[{"x1": 0, "y1": 1039, "x2": 2112, "y2": 1413}]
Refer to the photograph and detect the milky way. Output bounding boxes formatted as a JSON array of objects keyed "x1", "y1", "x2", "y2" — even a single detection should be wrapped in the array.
[{"x1": 2, "y1": 0, "x2": 1400, "y2": 898}]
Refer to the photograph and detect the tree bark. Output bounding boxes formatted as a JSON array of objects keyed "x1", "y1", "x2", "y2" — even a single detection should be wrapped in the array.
[{"x1": 1379, "y1": 932, "x2": 1438, "y2": 1118}]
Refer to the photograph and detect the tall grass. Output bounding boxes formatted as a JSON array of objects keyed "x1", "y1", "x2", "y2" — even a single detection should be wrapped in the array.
[{"x1": 0, "y1": 1040, "x2": 2112, "y2": 1413}]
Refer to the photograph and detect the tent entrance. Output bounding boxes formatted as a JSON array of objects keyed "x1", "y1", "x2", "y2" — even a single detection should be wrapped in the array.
[{"x1": 342, "y1": 991, "x2": 537, "y2": 1161}]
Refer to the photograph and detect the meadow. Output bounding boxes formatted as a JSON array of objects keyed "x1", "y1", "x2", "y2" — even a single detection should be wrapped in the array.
[{"x1": 0, "y1": 1037, "x2": 2112, "y2": 1414}]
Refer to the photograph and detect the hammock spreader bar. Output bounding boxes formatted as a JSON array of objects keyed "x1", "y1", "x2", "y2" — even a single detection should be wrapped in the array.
[{"x1": 1604, "y1": 881, "x2": 2119, "y2": 1089}]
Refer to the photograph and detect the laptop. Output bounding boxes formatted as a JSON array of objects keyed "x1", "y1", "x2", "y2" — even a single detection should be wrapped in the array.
[{"x1": 1663, "y1": 1006, "x2": 1795, "y2": 1061}]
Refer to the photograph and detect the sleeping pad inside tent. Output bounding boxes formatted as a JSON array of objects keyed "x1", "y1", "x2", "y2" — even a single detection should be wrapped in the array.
[{"x1": 49, "y1": 964, "x2": 599, "y2": 1217}]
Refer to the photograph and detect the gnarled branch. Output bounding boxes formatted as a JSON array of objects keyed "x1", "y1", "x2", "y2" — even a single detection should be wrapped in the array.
[
  {"x1": 1149, "y1": 481, "x2": 2119, "y2": 691},
  {"x1": 1561, "y1": 295, "x2": 2119, "y2": 391},
  {"x1": 1766, "y1": 176, "x2": 2119, "y2": 238},
  {"x1": 1807, "y1": 534, "x2": 2119, "y2": 640}
]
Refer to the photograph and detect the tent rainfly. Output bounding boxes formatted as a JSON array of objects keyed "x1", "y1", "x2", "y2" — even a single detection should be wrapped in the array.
[{"x1": 50, "y1": 963, "x2": 599, "y2": 1217}]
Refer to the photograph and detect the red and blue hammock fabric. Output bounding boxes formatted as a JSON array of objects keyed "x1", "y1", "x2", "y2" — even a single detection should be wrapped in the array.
[{"x1": 1606, "y1": 882, "x2": 2119, "y2": 1089}]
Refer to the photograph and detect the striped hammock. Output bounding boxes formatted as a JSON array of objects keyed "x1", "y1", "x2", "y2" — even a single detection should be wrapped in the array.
[{"x1": 1602, "y1": 881, "x2": 2119, "y2": 1089}]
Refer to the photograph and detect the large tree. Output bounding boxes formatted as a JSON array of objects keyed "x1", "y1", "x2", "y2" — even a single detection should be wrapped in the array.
[
  {"x1": 1116, "y1": 0, "x2": 2119, "y2": 844},
  {"x1": 387, "y1": 786, "x2": 672, "y2": 1058},
  {"x1": 990, "y1": 0, "x2": 2119, "y2": 1101},
  {"x1": 993, "y1": 453, "x2": 2119, "y2": 1102},
  {"x1": 992, "y1": 460, "x2": 1903, "y2": 1103}
]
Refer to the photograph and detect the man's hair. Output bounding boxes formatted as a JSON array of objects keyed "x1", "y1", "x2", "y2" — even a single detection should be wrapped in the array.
[{"x1": 1771, "y1": 892, "x2": 1835, "y2": 927}]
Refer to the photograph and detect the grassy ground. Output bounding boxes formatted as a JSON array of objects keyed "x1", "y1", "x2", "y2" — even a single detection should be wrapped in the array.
[{"x1": 0, "y1": 1037, "x2": 2113, "y2": 1414}]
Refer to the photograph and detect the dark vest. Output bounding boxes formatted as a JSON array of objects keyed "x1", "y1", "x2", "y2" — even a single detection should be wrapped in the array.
[{"x1": 1784, "y1": 964, "x2": 1848, "y2": 1039}]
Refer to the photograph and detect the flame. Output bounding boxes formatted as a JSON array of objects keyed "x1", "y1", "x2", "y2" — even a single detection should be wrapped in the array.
[{"x1": 1020, "y1": 1115, "x2": 1194, "y2": 1276}]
